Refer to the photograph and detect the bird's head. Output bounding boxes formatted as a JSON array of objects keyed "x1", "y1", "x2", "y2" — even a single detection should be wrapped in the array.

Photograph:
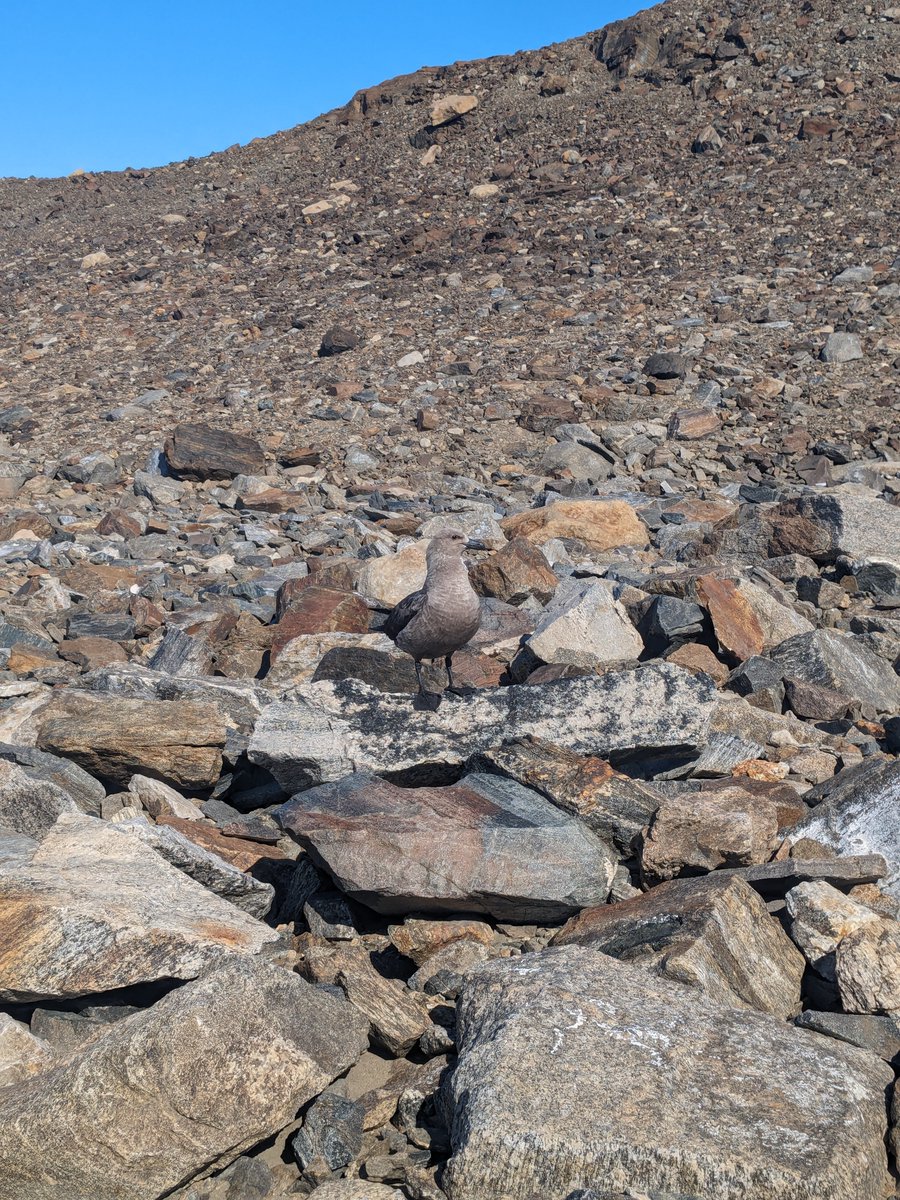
[{"x1": 425, "y1": 528, "x2": 480, "y2": 567}]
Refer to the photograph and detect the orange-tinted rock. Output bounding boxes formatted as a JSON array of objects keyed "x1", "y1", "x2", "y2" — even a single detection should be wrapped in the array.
[
  {"x1": 469, "y1": 538, "x2": 558, "y2": 605},
  {"x1": 695, "y1": 574, "x2": 765, "y2": 663},
  {"x1": 501, "y1": 499, "x2": 647, "y2": 551},
  {"x1": 156, "y1": 816, "x2": 287, "y2": 871},
  {"x1": 665, "y1": 641, "x2": 730, "y2": 685},
  {"x1": 271, "y1": 585, "x2": 371, "y2": 661}
]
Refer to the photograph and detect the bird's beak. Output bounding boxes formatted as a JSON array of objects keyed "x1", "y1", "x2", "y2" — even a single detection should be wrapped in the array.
[{"x1": 465, "y1": 538, "x2": 485, "y2": 550}]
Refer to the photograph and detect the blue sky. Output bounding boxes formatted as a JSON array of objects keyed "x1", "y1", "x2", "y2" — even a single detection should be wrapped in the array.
[{"x1": 2, "y1": 1, "x2": 637, "y2": 179}]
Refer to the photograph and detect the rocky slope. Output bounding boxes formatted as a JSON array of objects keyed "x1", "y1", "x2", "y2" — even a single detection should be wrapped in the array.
[{"x1": 0, "y1": 0, "x2": 899, "y2": 1197}]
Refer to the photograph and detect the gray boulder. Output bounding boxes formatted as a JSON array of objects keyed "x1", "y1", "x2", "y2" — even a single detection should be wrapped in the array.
[
  {"x1": 768, "y1": 629, "x2": 900, "y2": 713},
  {"x1": 443, "y1": 947, "x2": 892, "y2": 1200},
  {"x1": 276, "y1": 771, "x2": 615, "y2": 920},
  {"x1": 0, "y1": 759, "x2": 80, "y2": 839},
  {"x1": 554, "y1": 874, "x2": 804, "y2": 1018},
  {"x1": 0, "y1": 957, "x2": 369, "y2": 1200}
]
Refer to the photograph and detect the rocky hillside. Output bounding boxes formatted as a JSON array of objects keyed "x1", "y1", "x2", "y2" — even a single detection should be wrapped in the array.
[{"x1": 0, "y1": 0, "x2": 899, "y2": 1197}]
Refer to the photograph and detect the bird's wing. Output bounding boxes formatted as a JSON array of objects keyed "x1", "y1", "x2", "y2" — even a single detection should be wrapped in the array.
[{"x1": 382, "y1": 588, "x2": 426, "y2": 642}]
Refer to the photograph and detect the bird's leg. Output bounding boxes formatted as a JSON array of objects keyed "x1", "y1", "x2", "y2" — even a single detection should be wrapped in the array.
[
  {"x1": 413, "y1": 660, "x2": 441, "y2": 712},
  {"x1": 445, "y1": 653, "x2": 477, "y2": 698}
]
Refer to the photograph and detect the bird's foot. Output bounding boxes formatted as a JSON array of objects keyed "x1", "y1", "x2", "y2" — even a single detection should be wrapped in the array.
[
  {"x1": 447, "y1": 685, "x2": 478, "y2": 698},
  {"x1": 413, "y1": 690, "x2": 442, "y2": 712}
]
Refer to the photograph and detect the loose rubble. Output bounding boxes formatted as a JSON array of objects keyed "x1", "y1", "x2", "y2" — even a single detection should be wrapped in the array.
[{"x1": 0, "y1": 0, "x2": 898, "y2": 1195}]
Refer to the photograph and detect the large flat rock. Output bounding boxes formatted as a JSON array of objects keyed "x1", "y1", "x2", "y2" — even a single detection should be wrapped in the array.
[
  {"x1": 0, "y1": 957, "x2": 369, "y2": 1200},
  {"x1": 0, "y1": 814, "x2": 278, "y2": 1001},
  {"x1": 785, "y1": 759, "x2": 900, "y2": 898},
  {"x1": 36, "y1": 690, "x2": 230, "y2": 790},
  {"x1": 275, "y1": 771, "x2": 615, "y2": 920},
  {"x1": 443, "y1": 947, "x2": 893, "y2": 1200},
  {"x1": 251, "y1": 664, "x2": 716, "y2": 792}
]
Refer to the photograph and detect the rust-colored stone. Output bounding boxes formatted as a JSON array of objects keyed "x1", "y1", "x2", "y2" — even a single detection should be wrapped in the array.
[
  {"x1": 271, "y1": 585, "x2": 371, "y2": 661},
  {"x1": 156, "y1": 816, "x2": 287, "y2": 871},
  {"x1": 695, "y1": 573, "x2": 765, "y2": 663}
]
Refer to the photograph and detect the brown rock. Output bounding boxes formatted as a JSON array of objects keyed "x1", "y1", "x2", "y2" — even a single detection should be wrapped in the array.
[
  {"x1": 163, "y1": 422, "x2": 266, "y2": 481},
  {"x1": 501, "y1": 499, "x2": 647, "y2": 551},
  {"x1": 474, "y1": 735, "x2": 661, "y2": 853},
  {"x1": 57, "y1": 636, "x2": 128, "y2": 670},
  {"x1": 271, "y1": 585, "x2": 371, "y2": 661},
  {"x1": 95, "y1": 509, "x2": 143, "y2": 538},
  {"x1": 665, "y1": 641, "x2": 730, "y2": 684},
  {"x1": 641, "y1": 784, "x2": 781, "y2": 885},
  {"x1": 469, "y1": 538, "x2": 558, "y2": 605},
  {"x1": 554, "y1": 873, "x2": 804, "y2": 1018},
  {"x1": 389, "y1": 917, "x2": 495, "y2": 966},
  {"x1": 695, "y1": 573, "x2": 765, "y2": 663},
  {"x1": 156, "y1": 815, "x2": 288, "y2": 871},
  {"x1": 785, "y1": 677, "x2": 851, "y2": 721},
  {"x1": 36, "y1": 692, "x2": 229, "y2": 790},
  {"x1": 668, "y1": 409, "x2": 721, "y2": 439}
]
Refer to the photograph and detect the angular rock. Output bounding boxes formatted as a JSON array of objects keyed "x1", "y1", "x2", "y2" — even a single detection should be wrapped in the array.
[
  {"x1": 0, "y1": 814, "x2": 278, "y2": 1001},
  {"x1": 768, "y1": 490, "x2": 900, "y2": 565},
  {"x1": 723, "y1": 854, "x2": 888, "y2": 899},
  {"x1": 821, "y1": 332, "x2": 863, "y2": 363},
  {"x1": 836, "y1": 919, "x2": 900, "y2": 1014},
  {"x1": 768, "y1": 629, "x2": 900, "y2": 713},
  {"x1": 695, "y1": 573, "x2": 765, "y2": 662},
  {"x1": 525, "y1": 581, "x2": 643, "y2": 669},
  {"x1": 473, "y1": 735, "x2": 662, "y2": 853},
  {"x1": 641, "y1": 784, "x2": 780, "y2": 885},
  {"x1": 119, "y1": 817, "x2": 275, "y2": 918},
  {"x1": 250, "y1": 665, "x2": 717, "y2": 793},
  {"x1": 786, "y1": 759, "x2": 900, "y2": 897},
  {"x1": 500, "y1": 499, "x2": 647, "y2": 551},
  {"x1": 430, "y1": 93, "x2": 478, "y2": 126},
  {"x1": 275, "y1": 771, "x2": 616, "y2": 920},
  {"x1": 795, "y1": 1009, "x2": 900, "y2": 1062},
  {"x1": 468, "y1": 538, "x2": 558, "y2": 605},
  {"x1": 0, "y1": 743, "x2": 104, "y2": 815},
  {"x1": 36, "y1": 690, "x2": 229, "y2": 790},
  {"x1": 0, "y1": 1014, "x2": 51, "y2": 1088},
  {"x1": 0, "y1": 758, "x2": 79, "y2": 838},
  {"x1": 444, "y1": 947, "x2": 892, "y2": 1200},
  {"x1": 164, "y1": 422, "x2": 265, "y2": 480},
  {"x1": 271, "y1": 585, "x2": 371, "y2": 659},
  {"x1": 554, "y1": 873, "x2": 804, "y2": 1017},
  {"x1": 0, "y1": 957, "x2": 369, "y2": 1200},
  {"x1": 785, "y1": 880, "x2": 880, "y2": 979}
]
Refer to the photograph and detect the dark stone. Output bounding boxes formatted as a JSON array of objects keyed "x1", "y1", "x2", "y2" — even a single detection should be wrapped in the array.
[
  {"x1": 318, "y1": 326, "x2": 360, "y2": 356},
  {"x1": 66, "y1": 612, "x2": 136, "y2": 641},
  {"x1": 795, "y1": 1010, "x2": 900, "y2": 1063},
  {"x1": 163, "y1": 423, "x2": 266, "y2": 481},
  {"x1": 644, "y1": 352, "x2": 688, "y2": 379},
  {"x1": 292, "y1": 1091, "x2": 364, "y2": 1173}
]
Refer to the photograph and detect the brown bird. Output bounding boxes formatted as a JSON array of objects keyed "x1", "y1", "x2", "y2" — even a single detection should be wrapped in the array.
[{"x1": 383, "y1": 529, "x2": 483, "y2": 710}]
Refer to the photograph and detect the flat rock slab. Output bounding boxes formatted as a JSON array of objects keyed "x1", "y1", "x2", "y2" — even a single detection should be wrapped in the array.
[
  {"x1": 251, "y1": 664, "x2": 716, "y2": 792},
  {"x1": 36, "y1": 690, "x2": 230, "y2": 790},
  {"x1": 785, "y1": 759, "x2": 900, "y2": 897},
  {"x1": 720, "y1": 854, "x2": 887, "y2": 898},
  {"x1": 275, "y1": 771, "x2": 615, "y2": 920},
  {"x1": 0, "y1": 957, "x2": 369, "y2": 1200},
  {"x1": 553, "y1": 874, "x2": 804, "y2": 1018},
  {"x1": 0, "y1": 814, "x2": 278, "y2": 1001},
  {"x1": 163, "y1": 422, "x2": 265, "y2": 480},
  {"x1": 443, "y1": 946, "x2": 893, "y2": 1200}
]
